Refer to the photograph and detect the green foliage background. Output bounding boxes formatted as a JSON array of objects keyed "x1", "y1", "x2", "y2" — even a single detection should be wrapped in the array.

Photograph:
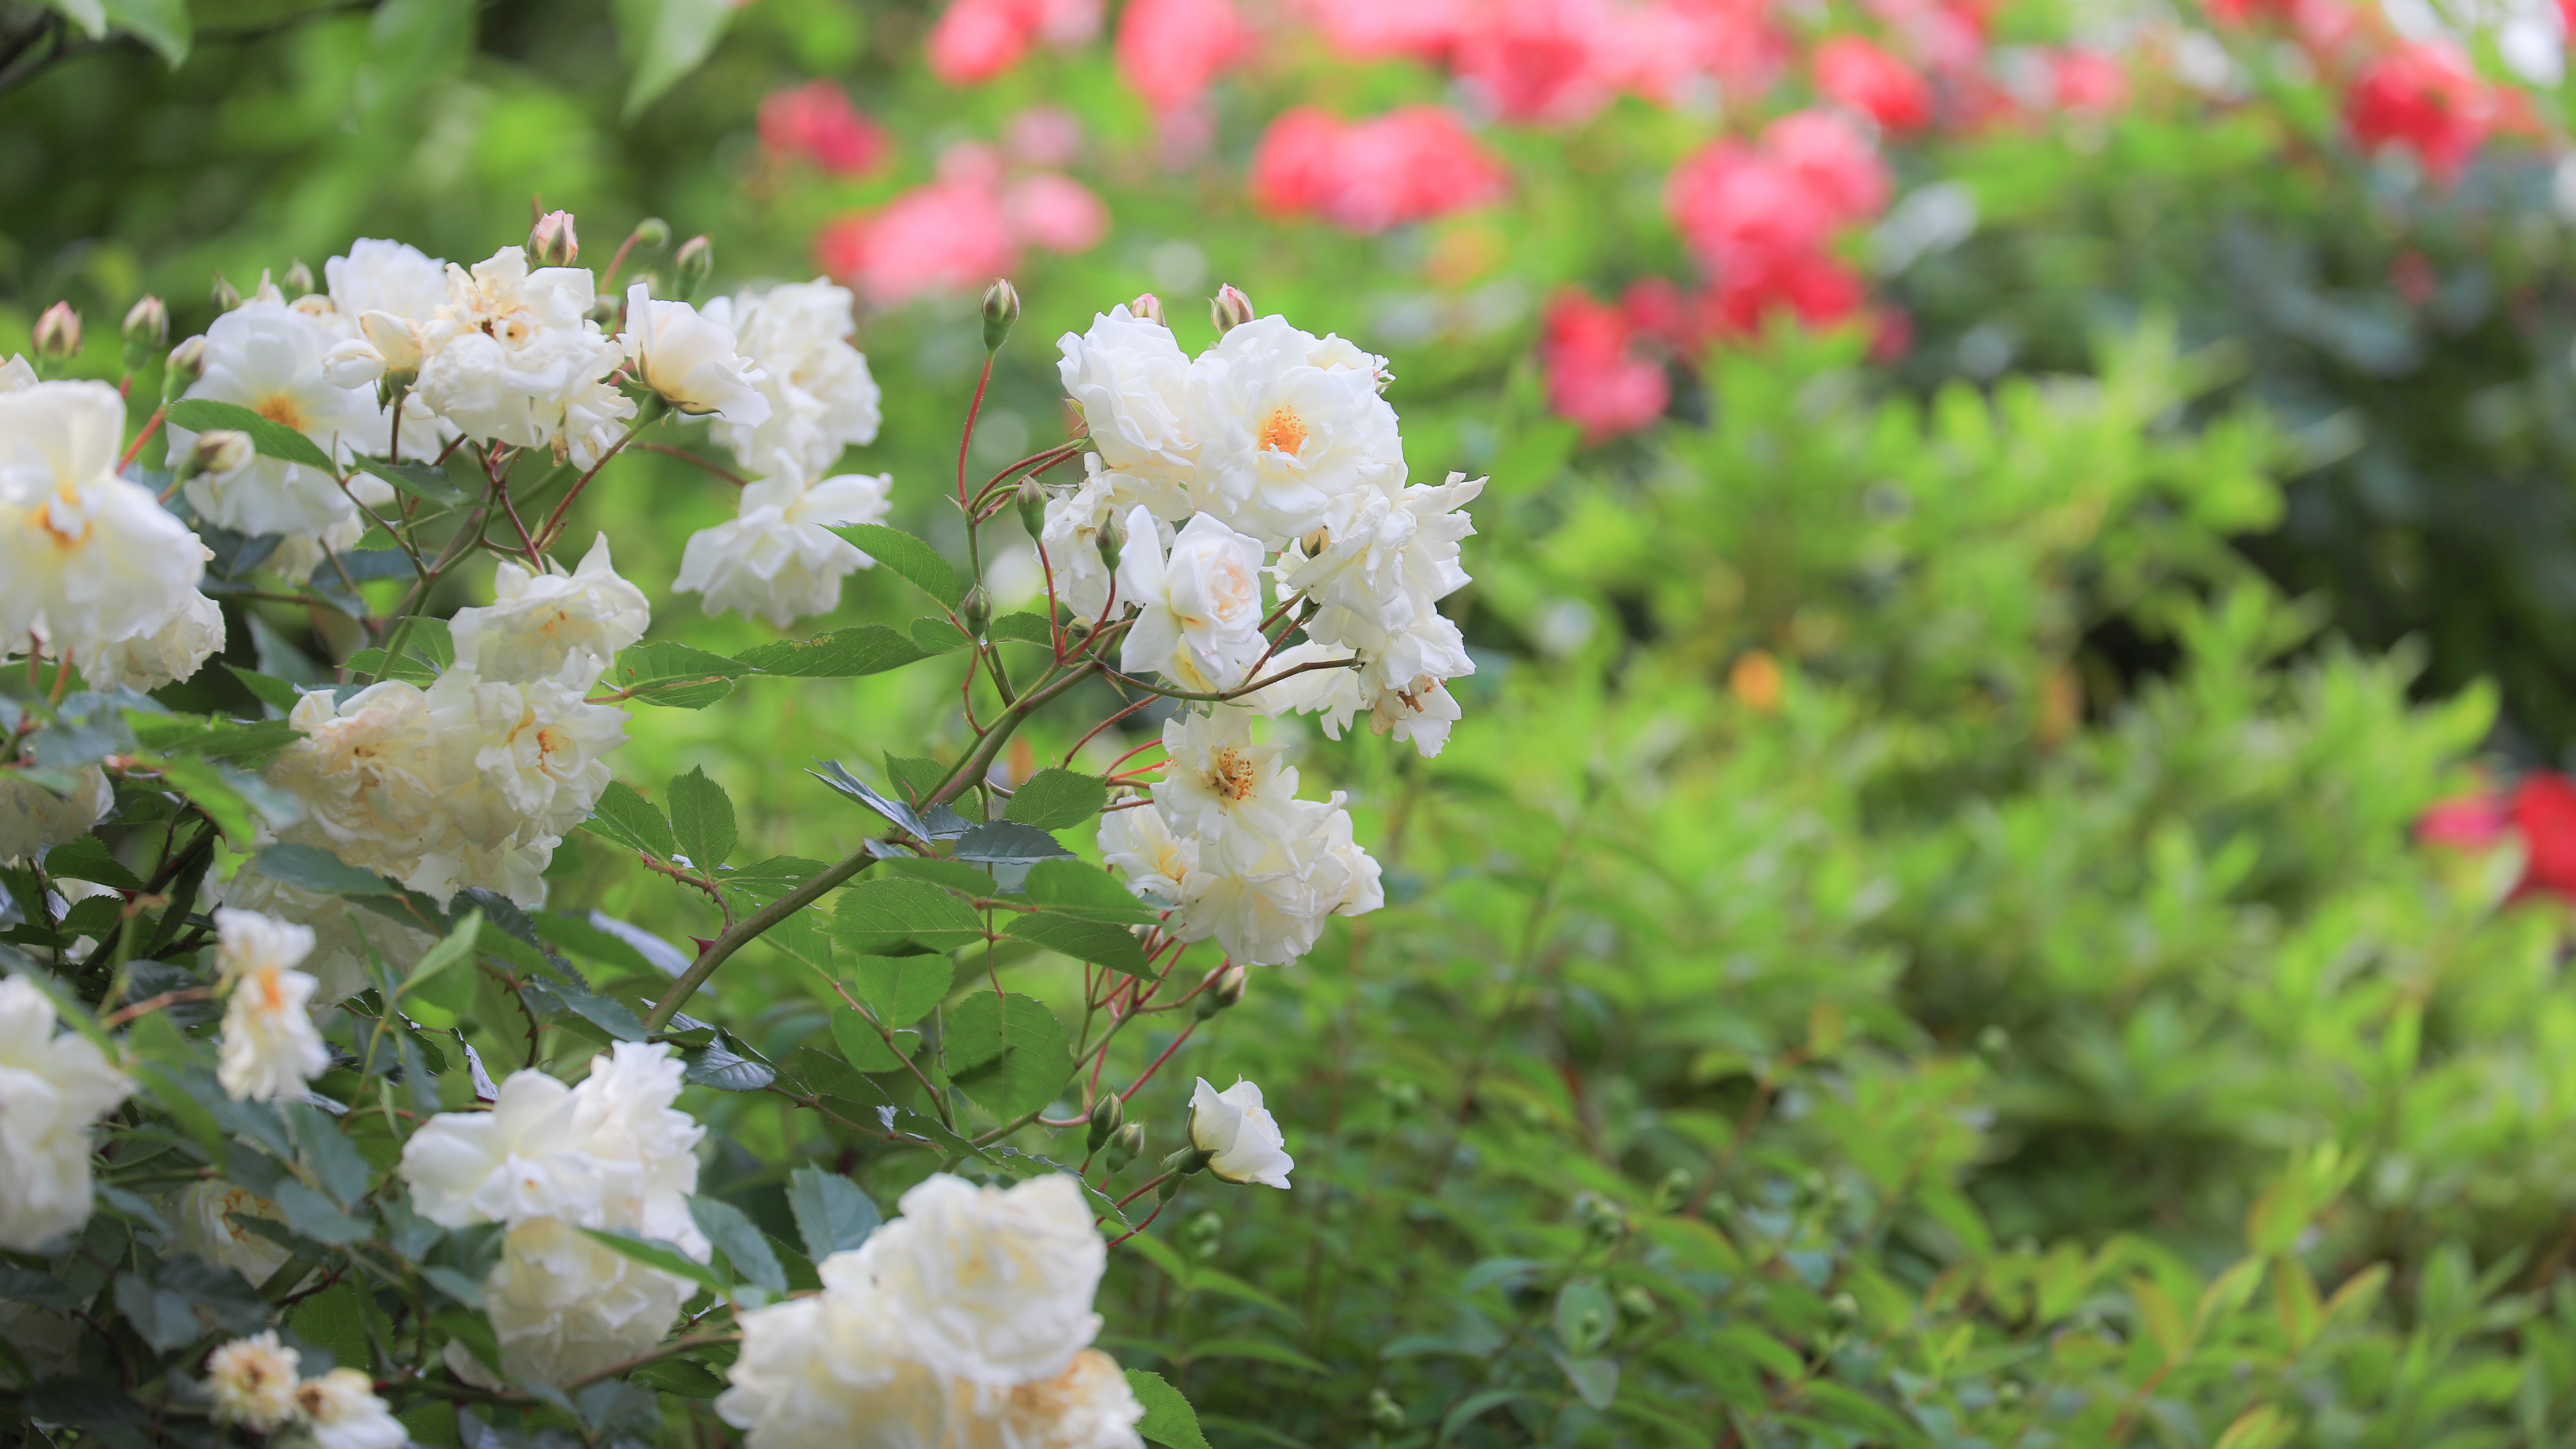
[{"x1": 10, "y1": 0, "x2": 2576, "y2": 1444}]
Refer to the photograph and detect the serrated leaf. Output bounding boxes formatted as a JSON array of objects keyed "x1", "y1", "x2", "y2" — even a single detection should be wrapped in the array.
[
  {"x1": 848, "y1": 953, "x2": 956, "y2": 1028},
  {"x1": 608, "y1": 641, "x2": 746, "y2": 709},
  {"x1": 946, "y1": 990, "x2": 1071, "y2": 1120},
  {"x1": 830, "y1": 878, "x2": 986, "y2": 954},
  {"x1": 40, "y1": 836, "x2": 141, "y2": 892},
  {"x1": 352, "y1": 455, "x2": 468, "y2": 508},
  {"x1": 911, "y1": 617, "x2": 973, "y2": 654},
  {"x1": 735, "y1": 625, "x2": 927, "y2": 678},
  {"x1": 716, "y1": 855, "x2": 825, "y2": 906},
  {"x1": 786, "y1": 1166, "x2": 880, "y2": 1261},
  {"x1": 839, "y1": 524, "x2": 963, "y2": 606},
  {"x1": 1004, "y1": 912, "x2": 1155, "y2": 978},
  {"x1": 1019, "y1": 859, "x2": 1158, "y2": 923},
  {"x1": 584, "y1": 780, "x2": 677, "y2": 860},
  {"x1": 669, "y1": 767, "x2": 736, "y2": 871},
  {"x1": 682, "y1": 1035, "x2": 776, "y2": 1091},
  {"x1": 828, "y1": 1008, "x2": 921, "y2": 1072},
  {"x1": 953, "y1": 821, "x2": 1074, "y2": 866},
  {"x1": 166, "y1": 398, "x2": 337, "y2": 474},
  {"x1": 687, "y1": 1198, "x2": 787, "y2": 1292},
  {"x1": 1004, "y1": 769, "x2": 1108, "y2": 830},
  {"x1": 273, "y1": 1180, "x2": 371, "y2": 1244},
  {"x1": 809, "y1": 759, "x2": 972, "y2": 840},
  {"x1": 987, "y1": 612, "x2": 1058, "y2": 645},
  {"x1": 1127, "y1": 1371, "x2": 1213, "y2": 1449},
  {"x1": 879, "y1": 856, "x2": 1001, "y2": 896},
  {"x1": 580, "y1": 1229, "x2": 730, "y2": 1297}
]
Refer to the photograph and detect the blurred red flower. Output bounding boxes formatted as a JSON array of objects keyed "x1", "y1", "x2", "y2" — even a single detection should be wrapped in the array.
[
  {"x1": 1250, "y1": 106, "x2": 1508, "y2": 233},
  {"x1": 2049, "y1": 48, "x2": 2128, "y2": 114},
  {"x1": 816, "y1": 181, "x2": 1020, "y2": 307},
  {"x1": 758, "y1": 83, "x2": 890, "y2": 176},
  {"x1": 2345, "y1": 41, "x2": 2495, "y2": 180},
  {"x1": 1815, "y1": 36, "x2": 1934, "y2": 132},
  {"x1": 2418, "y1": 771, "x2": 2576, "y2": 900},
  {"x1": 1002, "y1": 172, "x2": 1111, "y2": 252},
  {"x1": 927, "y1": 0, "x2": 1102, "y2": 84},
  {"x1": 1117, "y1": 0, "x2": 1244, "y2": 113},
  {"x1": 1542, "y1": 289, "x2": 1670, "y2": 441}
]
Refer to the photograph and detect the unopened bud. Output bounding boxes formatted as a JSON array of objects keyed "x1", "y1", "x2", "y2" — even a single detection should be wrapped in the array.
[
  {"x1": 210, "y1": 274, "x2": 242, "y2": 313},
  {"x1": 1128, "y1": 292, "x2": 1165, "y2": 326},
  {"x1": 122, "y1": 295, "x2": 168, "y2": 353},
  {"x1": 630, "y1": 217, "x2": 673, "y2": 251},
  {"x1": 1298, "y1": 526, "x2": 1329, "y2": 559},
  {"x1": 164, "y1": 336, "x2": 207, "y2": 398},
  {"x1": 1652, "y1": 1166, "x2": 1692, "y2": 1212},
  {"x1": 1616, "y1": 1285, "x2": 1659, "y2": 1320},
  {"x1": 1976, "y1": 1023, "x2": 2011, "y2": 1066},
  {"x1": 1367, "y1": 1390, "x2": 1405, "y2": 1432},
  {"x1": 1209, "y1": 283, "x2": 1254, "y2": 335},
  {"x1": 1096, "y1": 526, "x2": 1121, "y2": 577},
  {"x1": 282, "y1": 259, "x2": 315, "y2": 299},
  {"x1": 1157, "y1": 1173, "x2": 1184, "y2": 1203},
  {"x1": 1105, "y1": 1122, "x2": 1144, "y2": 1170},
  {"x1": 179, "y1": 430, "x2": 254, "y2": 483},
  {"x1": 959, "y1": 584, "x2": 992, "y2": 637},
  {"x1": 1015, "y1": 477, "x2": 1048, "y2": 539},
  {"x1": 529, "y1": 210, "x2": 579, "y2": 268},
  {"x1": 1162, "y1": 1145, "x2": 1210, "y2": 1178},
  {"x1": 981, "y1": 279, "x2": 1020, "y2": 352},
  {"x1": 1194, "y1": 965, "x2": 1247, "y2": 1020},
  {"x1": 1086, "y1": 1092, "x2": 1125, "y2": 1151},
  {"x1": 33, "y1": 302, "x2": 80, "y2": 365},
  {"x1": 674, "y1": 235, "x2": 714, "y2": 303}
]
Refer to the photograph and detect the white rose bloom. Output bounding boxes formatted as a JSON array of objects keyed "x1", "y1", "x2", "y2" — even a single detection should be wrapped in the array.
[
  {"x1": 325, "y1": 238, "x2": 450, "y2": 330},
  {"x1": 212, "y1": 907, "x2": 331, "y2": 1103},
  {"x1": 565, "y1": 1041, "x2": 707, "y2": 1251},
  {"x1": 212, "y1": 869, "x2": 430, "y2": 1007},
  {"x1": 1038, "y1": 457, "x2": 1187, "y2": 621},
  {"x1": 673, "y1": 465, "x2": 893, "y2": 628},
  {"x1": 993, "y1": 1349, "x2": 1148, "y2": 1449},
  {"x1": 1182, "y1": 315, "x2": 1405, "y2": 548},
  {"x1": 265, "y1": 681, "x2": 463, "y2": 897},
  {"x1": 206, "y1": 1331, "x2": 301, "y2": 1431},
  {"x1": 436, "y1": 674, "x2": 628, "y2": 847},
  {"x1": 718, "y1": 1291, "x2": 909, "y2": 1449},
  {"x1": 1283, "y1": 472, "x2": 1481, "y2": 650},
  {"x1": 450, "y1": 534, "x2": 650, "y2": 687},
  {"x1": 1056, "y1": 307, "x2": 1197, "y2": 485},
  {"x1": 1115, "y1": 509, "x2": 1267, "y2": 694},
  {"x1": 1247, "y1": 639, "x2": 1466, "y2": 759},
  {"x1": 843, "y1": 1173, "x2": 1107, "y2": 1389},
  {"x1": 171, "y1": 299, "x2": 391, "y2": 542},
  {"x1": 0, "y1": 354, "x2": 34, "y2": 392},
  {"x1": 1097, "y1": 802, "x2": 1194, "y2": 907},
  {"x1": 415, "y1": 248, "x2": 633, "y2": 468},
  {"x1": 623, "y1": 283, "x2": 770, "y2": 425},
  {"x1": 1187, "y1": 1077, "x2": 1294, "y2": 1188},
  {"x1": 1162, "y1": 795, "x2": 1377, "y2": 966},
  {"x1": 0, "y1": 975, "x2": 131, "y2": 1252},
  {"x1": 1150, "y1": 706, "x2": 1303, "y2": 868},
  {"x1": 0, "y1": 381, "x2": 209, "y2": 667},
  {"x1": 706, "y1": 279, "x2": 883, "y2": 477},
  {"x1": 448, "y1": 1216, "x2": 691, "y2": 1389},
  {"x1": 399, "y1": 1068, "x2": 602, "y2": 1229},
  {"x1": 176, "y1": 1180, "x2": 294, "y2": 1286},
  {"x1": 0, "y1": 765, "x2": 111, "y2": 867},
  {"x1": 84, "y1": 589, "x2": 223, "y2": 693},
  {"x1": 294, "y1": 1367, "x2": 409, "y2": 1449}
]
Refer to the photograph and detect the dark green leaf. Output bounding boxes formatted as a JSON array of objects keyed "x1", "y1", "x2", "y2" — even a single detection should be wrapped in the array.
[
  {"x1": 954, "y1": 821, "x2": 1074, "y2": 867},
  {"x1": 811, "y1": 759, "x2": 928, "y2": 838},
  {"x1": 669, "y1": 767, "x2": 737, "y2": 869},
  {"x1": 687, "y1": 1198, "x2": 786, "y2": 1292},
  {"x1": 0, "y1": 1267, "x2": 79, "y2": 1311},
  {"x1": 1004, "y1": 769, "x2": 1109, "y2": 830},
  {"x1": 539, "y1": 910, "x2": 682, "y2": 979},
  {"x1": 419, "y1": 1265, "x2": 485, "y2": 1309},
  {"x1": 608, "y1": 641, "x2": 747, "y2": 709},
  {"x1": 849, "y1": 953, "x2": 958, "y2": 1029},
  {"x1": 786, "y1": 1165, "x2": 880, "y2": 1260},
  {"x1": 830, "y1": 879, "x2": 987, "y2": 954},
  {"x1": 101, "y1": 0, "x2": 190, "y2": 65},
  {"x1": 255, "y1": 843, "x2": 393, "y2": 897},
  {"x1": 1004, "y1": 912, "x2": 1155, "y2": 978},
  {"x1": 1020, "y1": 859, "x2": 1158, "y2": 923},
  {"x1": 528, "y1": 981, "x2": 648, "y2": 1042},
  {"x1": 273, "y1": 1180, "x2": 372, "y2": 1244},
  {"x1": 735, "y1": 625, "x2": 927, "y2": 678},
  {"x1": 630, "y1": 1359, "x2": 729, "y2": 1398},
  {"x1": 584, "y1": 780, "x2": 678, "y2": 861},
  {"x1": 877, "y1": 856, "x2": 999, "y2": 896},
  {"x1": 987, "y1": 611, "x2": 1058, "y2": 645},
  {"x1": 911, "y1": 617, "x2": 973, "y2": 654},
  {"x1": 223, "y1": 664, "x2": 304, "y2": 713},
  {"x1": 946, "y1": 991, "x2": 1071, "y2": 1120},
  {"x1": 39, "y1": 836, "x2": 141, "y2": 892},
  {"x1": 580, "y1": 1229, "x2": 730, "y2": 1297},
  {"x1": 683, "y1": 1035, "x2": 776, "y2": 1091},
  {"x1": 1127, "y1": 1371, "x2": 1213, "y2": 1449},
  {"x1": 166, "y1": 398, "x2": 336, "y2": 473},
  {"x1": 352, "y1": 455, "x2": 468, "y2": 508},
  {"x1": 841, "y1": 524, "x2": 963, "y2": 606}
]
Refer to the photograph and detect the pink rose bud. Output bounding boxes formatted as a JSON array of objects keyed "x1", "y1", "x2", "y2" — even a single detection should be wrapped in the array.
[{"x1": 529, "y1": 209, "x2": 580, "y2": 267}]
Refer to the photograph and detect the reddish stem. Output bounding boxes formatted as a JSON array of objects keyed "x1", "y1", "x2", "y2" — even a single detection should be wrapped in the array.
[
  {"x1": 119, "y1": 406, "x2": 166, "y2": 474},
  {"x1": 956, "y1": 355, "x2": 994, "y2": 508}
]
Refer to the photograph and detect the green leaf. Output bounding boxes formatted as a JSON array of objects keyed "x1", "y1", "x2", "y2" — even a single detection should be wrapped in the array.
[
  {"x1": 131, "y1": 714, "x2": 303, "y2": 767},
  {"x1": 841, "y1": 524, "x2": 963, "y2": 606},
  {"x1": 735, "y1": 625, "x2": 927, "y2": 678},
  {"x1": 40, "y1": 836, "x2": 141, "y2": 892},
  {"x1": 946, "y1": 991, "x2": 1071, "y2": 1120},
  {"x1": 786, "y1": 1165, "x2": 880, "y2": 1261},
  {"x1": 273, "y1": 1180, "x2": 371, "y2": 1244},
  {"x1": 1553, "y1": 1277, "x2": 1615, "y2": 1355},
  {"x1": 224, "y1": 664, "x2": 303, "y2": 713},
  {"x1": 608, "y1": 641, "x2": 748, "y2": 709},
  {"x1": 351, "y1": 456, "x2": 468, "y2": 508},
  {"x1": 987, "y1": 612, "x2": 1058, "y2": 645},
  {"x1": 830, "y1": 879, "x2": 987, "y2": 954},
  {"x1": 1559, "y1": 1355, "x2": 1618, "y2": 1411},
  {"x1": 531, "y1": 981, "x2": 648, "y2": 1042},
  {"x1": 1004, "y1": 912, "x2": 1155, "y2": 978},
  {"x1": 583, "y1": 780, "x2": 677, "y2": 860},
  {"x1": 848, "y1": 953, "x2": 954, "y2": 1029},
  {"x1": 682, "y1": 1035, "x2": 776, "y2": 1091},
  {"x1": 1126, "y1": 1371, "x2": 1213, "y2": 1449},
  {"x1": 41, "y1": 0, "x2": 106, "y2": 40},
  {"x1": 630, "y1": 1359, "x2": 729, "y2": 1398},
  {"x1": 1442, "y1": 1390, "x2": 1543, "y2": 1442},
  {"x1": 617, "y1": 0, "x2": 736, "y2": 118},
  {"x1": 953, "y1": 821, "x2": 1074, "y2": 867},
  {"x1": 1188, "y1": 1337, "x2": 1332, "y2": 1374},
  {"x1": 100, "y1": 0, "x2": 188, "y2": 63},
  {"x1": 1004, "y1": 770, "x2": 1109, "y2": 830},
  {"x1": 878, "y1": 856, "x2": 1000, "y2": 897},
  {"x1": 715, "y1": 855, "x2": 825, "y2": 905},
  {"x1": 256, "y1": 843, "x2": 393, "y2": 897},
  {"x1": 400, "y1": 910, "x2": 482, "y2": 996},
  {"x1": 910, "y1": 617, "x2": 973, "y2": 654},
  {"x1": 828, "y1": 1007, "x2": 921, "y2": 1072},
  {"x1": 165, "y1": 398, "x2": 337, "y2": 474},
  {"x1": 687, "y1": 1197, "x2": 787, "y2": 1292},
  {"x1": 1018, "y1": 859, "x2": 1158, "y2": 923},
  {"x1": 579, "y1": 1229, "x2": 730, "y2": 1298},
  {"x1": 669, "y1": 767, "x2": 736, "y2": 870}
]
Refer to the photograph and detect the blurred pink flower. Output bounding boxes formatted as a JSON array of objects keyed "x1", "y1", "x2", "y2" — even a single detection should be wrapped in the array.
[
  {"x1": 1701, "y1": 249, "x2": 1866, "y2": 335},
  {"x1": 1294, "y1": 0, "x2": 1470, "y2": 62},
  {"x1": 1006, "y1": 106, "x2": 1088, "y2": 166},
  {"x1": 758, "y1": 82, "x2": 891, "y2": 176},
  {"x1": 1815, "y1": 36, "x2": 1933, "y2": 132},
  {"x1": 1665, "y1": 111, "x2": 1887, "y2": 341},
  {"x1": 2346, "y1": 40, "x2": 2495, "y2": 180},
  {"x1": 1666, "y1": 142, "x2": 1839, "y2": 274},
  {"x1": 1452, "y1": 0, "x2": 1617, "y2": 124},
  {"x1": 818, "y1": 182, "x2": 1020, "y2": 307},
  {"x1": 927, "y1": 0, "x2": 1101, "y2": 84},
  {"x1": 1003, "y1": 173, "x2": 1110, "y2": 252},
  {"x1": 1250, "y1": 105, "x2": 1507, "y2": 233},
  {"x1": 1543, "y1": 289, "x2": 1669, "y2": 441},
  {"x1": 1762, "y1": 108, "x2": 1891, "y2": 221},
  {"x1": 2048, "y1": 48, "x2": 2127, "y2": 114},
  {"x1": 1117, "y1": 0, "x2": 1244, "y2": 114}
]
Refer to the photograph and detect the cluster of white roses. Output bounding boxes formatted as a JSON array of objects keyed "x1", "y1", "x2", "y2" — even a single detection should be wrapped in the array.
[
  {"x1": 0, "y1": 976, "x2": 132, "y2": 1253},
  {"x1": 720, "y1": 1174, "x2": 1145, "y2": 1449},
  {"x1": 260, "y1": 534, "x2": 647, "y2": 905},
  {"x1": 208, "y1": 908, "x2": 333, "y2": 1104},
  {"x1": 398, "y1": 1040, "x2": 710, "y2": 1387},
  {"x1": 204, "y1": 1331, "x2": 407, "y2": 1449}
]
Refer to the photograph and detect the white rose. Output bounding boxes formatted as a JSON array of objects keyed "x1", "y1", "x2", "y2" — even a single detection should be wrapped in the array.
[
  {"x1": 1181, "y1": 314, "x2": 1405, "y2": 548},
  {"x1": 0, "y1": 354, "x2": 34, "y2": 392},
  {"x1": 266, "y1": 682, "x2": 467, "y2": 899},
  {"x1": 450, "y1": 533, "x2": 651, "y2": 687},
  {"x1": 993, "y1": 1349, "x2": 1147, "y2": 1449},
  {"x1": 842, "y1": 1173, "x2": 1107, "y2": 1388},
  {"x1": 171, "y1": 300, "x2": 389, "y2": 540},
  {"x1": 673, "y1": 466, "x2": 893, "y2": 628},
  {"x1": 707, "y1": 280, "x2": 884, "y2": 477},
  {"x1": 449, "y1": 1216, "x2": 691, "y2": 1388},
  {"x1": 1057, "y1": 307, "x2": 1197, "y2": 484},
  {"x1": 1038, "y1": 457, "x2": 1188, "y2": 621},
  {"x1": 294, "y1": 1367, "x2": 409, "y2": 1449},
  {"x1": 415, "y1": 248, "x2": 632, "y2": 466},
  {"x1": 0, "y1": 766, "x2": 110, "y2": 867},
  {"x1": 717, "y1": 1292, "x2": 910, "y2": 1449},
  {"x1": 0, "y1": 975, "x2": 131, "y2": 1252},
  {"x1": 0, "y1": 381, "x2": 209, "y2": 667},
  {"x1": 84, "y1": 590, "x2": 224, "y2": 693},
  {"x1": 1116, "y1": 509, "x2": 1267, "y2": 694},
  {"x1": 1097, "y1": 800, "x2": 1194, "y2": 907},
  {"x1": 400, "y1": 1068, "x2": 602, "y2": 1229},
  {"x1": 566, "y1": 1041, "x2": 706, "y2": 1251},
  {"x1": 205, "y1": 1331, "x2": 301, "y2": 1431},
  {"x1": 212, "y1": 908, "x2": 332, "y2": 1103},
  {"x1": 1187, "y1": 1077, "x2": 1294, "y2": 1188},
  {"x1": 325, "y1": 239, "x2": 450, "y2": 329},
  {"x1": 623, "y1": 284, "x2": 770, "y2": 425},
  {"x1": 212, "y1": 869, "x2": 432, "y2": 1008},
  {"x1": 1148, "y1": 706, "x2": 1303, "y2": 870},
  {"x1": 175, "y1": 1180, "x2": 294, "y2": 1286}
]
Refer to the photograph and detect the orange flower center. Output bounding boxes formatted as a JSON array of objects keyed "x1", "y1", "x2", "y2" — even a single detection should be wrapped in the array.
[
  {"x1": 1209, "y1": 746, "x2": 1257, "y2": 801},
  {"x1": 1258, "y1": 405, "x2": 1309, "y2": 457},
  {"x1": 253, "y1": 394, "x2": 306, "y2": 432}
]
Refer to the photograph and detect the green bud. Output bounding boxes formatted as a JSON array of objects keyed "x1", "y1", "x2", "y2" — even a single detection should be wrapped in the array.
[
  {"x1": 674, "y1": 235, "x2": 714, "y2": 303},
  {"x1": 960, "y1": 584, "x2": 992, "y2": 638},
  {"x1": 631, "y1": 216, "x2": 674, "y2": 251},
  {"x1": 1161, "y1": 1145, "x2": 1210, "y2": 1178},
  {"x1": 1015, "y1": 476, "x2": 1048, "y2": 540},
  {"x1": 1194, "y1": 964, "x2": 1247, "y2": 1020},
  {"x1": 281, "y1": 259, "x2": 315, "y2": 299},
  {"x1": 163, "y1": 336, "x2": 207, "y2": 398},
  {"x1": 981, "y1": 278, "x2": 1020, "y2": 352},
  {"x1": 1087, "y1": 1092, "x2": 1125, "y2": 1151},
  {"x1": 1366, "y1": 1390, "x2": 1405, "y2": 1432},
  {"x1": 33, "y1": 303, "x2": 80, "y2": 369},
  {"x1": 1105, "y1": 1122, "x2": 1144, "y2": 1170},
  {"x1": 1157, "y1": 1172, "x2": 1184, "y2": 1203},
  {"x1": 177, "y1": 429, "x2": 254, "y2": 484},
  {"x1": 1209, "y1": 283, "x2": 1254, "y2": 335},
  {"x1": 210, "y1": 273, "x2": 242, "y2": 313},
  {"x1": 121, "y1": 296, "x2": 169, "y2": 373}
]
